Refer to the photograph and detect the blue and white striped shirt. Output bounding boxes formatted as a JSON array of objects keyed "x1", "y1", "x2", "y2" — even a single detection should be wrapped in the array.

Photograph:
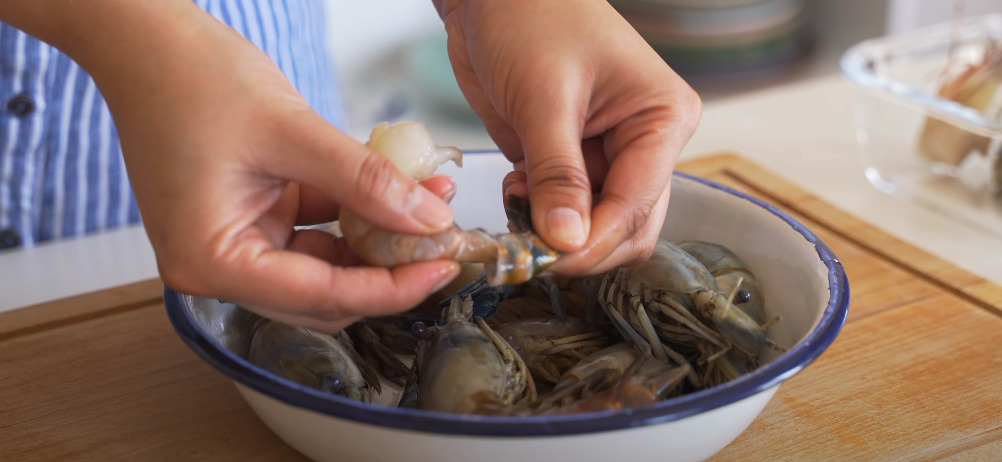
[{"x1": 0, "y1": 0, "x2": 345, "y2": 249}]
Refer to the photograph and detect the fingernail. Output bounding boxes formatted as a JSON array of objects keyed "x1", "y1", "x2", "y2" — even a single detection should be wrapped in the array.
[
  {"x1": 546, "y1": 207, "x2": 587, "y2": 247},
  {"x1": 408, "y1": 187, "x2": 454, "y2": 229},
  {"x1": 443, "y1": 187, "x2": 457, "y2": 204}
]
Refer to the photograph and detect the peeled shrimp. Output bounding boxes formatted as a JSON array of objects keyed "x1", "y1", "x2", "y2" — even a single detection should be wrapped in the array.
[{"x1": 339, "y1": 122, "x2": 557, "y2": 285}]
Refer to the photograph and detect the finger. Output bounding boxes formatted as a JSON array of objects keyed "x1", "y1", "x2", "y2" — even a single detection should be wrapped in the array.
[
  {"x1": 502, "y1": 170, "x2": 528, "y2": 201},
  {"x1": 551, "y1": 181, "x2": 670, "y2": 276},
  {"x1": 516, "y1": 138, "x2": 608, "y2": 195},
  {"x1": 482, "y1": 117, "x2": 524, "y2": 163},
  {"x1": 420, "y1": 175, "x2": 457, "y2": 203},
  {"x1": 548, "y1": 126, "x2": 675, "y2": 275},
  {"x1": 296, "y1": 175, "x2": 457, "y2": 227},
  {"x1": 203, "y1": 236, "x2": 460, "y2": 331},
  {"x1": 581, "y1": 136, "x2": 611, "y2": 193},
  {"x1": 264, "y1": 113, "x2": 454, "y2": 234},
  {"x1": 285, "y1": 228, "x2": 365, "y2": 267},
  {"x1": 516, "y1": 106, "x2": 593, "y2": 252},
  {"x1": 552, "y1": 74, "x2": 697, "y2": 273},
  {"x1": 502, "y1": 170, "x2": 530, "y2": 232},
  {"x1": 296, "y1": 183, "x2": 340, "y2": 225}
]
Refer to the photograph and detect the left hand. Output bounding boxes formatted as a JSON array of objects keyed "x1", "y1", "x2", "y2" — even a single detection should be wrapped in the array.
[
  {"x1": 434, "y1": 0, "x2": 701, "y2": 276},
  {"x1": 0, "y1": 0, "x2": 465, "y2": 332}
]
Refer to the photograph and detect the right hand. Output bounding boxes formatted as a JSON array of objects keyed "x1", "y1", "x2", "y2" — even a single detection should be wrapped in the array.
[{"x1": 435, "y1": 0, "x2": 701, "y2": 277}]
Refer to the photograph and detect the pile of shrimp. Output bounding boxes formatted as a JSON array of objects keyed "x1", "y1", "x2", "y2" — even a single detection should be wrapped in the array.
[{"x1": 246, "y1": 122, "x2": 786, "y2": 415}]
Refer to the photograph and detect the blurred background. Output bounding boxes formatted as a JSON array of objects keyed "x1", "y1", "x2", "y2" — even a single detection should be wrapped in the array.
[{"x1": 322, "y1": 0, "x2": 1002, "y2": 148}]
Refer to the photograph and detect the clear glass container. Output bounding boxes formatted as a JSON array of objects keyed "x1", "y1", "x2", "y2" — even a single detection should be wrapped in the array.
[{"x1": 841, "y1": 14, "x2": 1002, "y2": 235}]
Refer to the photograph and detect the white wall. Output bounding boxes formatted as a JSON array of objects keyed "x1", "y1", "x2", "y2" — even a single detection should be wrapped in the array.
[
  {"x1": 324, "y1": 1, "x2": 443, "y2": 84},
  {"x1": 321, "y1": 1, "x2": 493, "y2": 147}
]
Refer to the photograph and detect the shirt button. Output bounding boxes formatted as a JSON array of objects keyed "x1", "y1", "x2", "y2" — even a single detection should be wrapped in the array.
[
  {"x1": 0, "y1": 229, "x2": 22, "y2": 250},
  {"x1": 7, "y1": 94, "x2": 35, "y2": 117}
]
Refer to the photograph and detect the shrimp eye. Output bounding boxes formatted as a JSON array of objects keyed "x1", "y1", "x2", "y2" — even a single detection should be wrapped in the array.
[
  {"x1": 736, "y1": 289, "x2": 752, "y2": 304},
  {"x1": 411, "y1": 321, "x2": 428, "y2": 339},
  {"x1": 322, "y1": 376, "x2": 344, "y2": 394}
]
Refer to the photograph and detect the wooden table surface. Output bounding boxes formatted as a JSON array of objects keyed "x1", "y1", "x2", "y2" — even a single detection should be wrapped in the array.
[{"x1": 3, "y1": 153, "x2": 1001, "y2": 461}]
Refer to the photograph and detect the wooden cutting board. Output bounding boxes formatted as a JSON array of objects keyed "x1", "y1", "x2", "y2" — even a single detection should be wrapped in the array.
[{"x1": 3, "y1": 153, "x2": 1001, "y2": 461}]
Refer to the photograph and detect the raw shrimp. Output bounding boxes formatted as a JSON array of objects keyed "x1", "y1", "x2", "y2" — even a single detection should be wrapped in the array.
[
  {"x1": 596, "y1": 240, "x2": 783, "y2": 372},
  {"x1": 248, "y1": 318, "x2": 374, "y2": 402},
  {"x1": 339, "y1": 122, "x2": 558, "y2": 285},
  {"x1": 413, "y1": 295, "x2": 536, "y2": 414},
  {"x1": 677, "y1": 240, "x2": 766, "y2": 323},
  {"x1": 533, "y1": 343, "x2": 690, "y2": 414},
  {"x1": 493, "y1": 316, "x2": 611, "y2": 384}
]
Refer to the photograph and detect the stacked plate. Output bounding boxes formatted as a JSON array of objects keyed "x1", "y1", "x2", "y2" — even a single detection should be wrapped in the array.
[{"x1": 610, "y1": 0, "x2": 810, "y2": 81}]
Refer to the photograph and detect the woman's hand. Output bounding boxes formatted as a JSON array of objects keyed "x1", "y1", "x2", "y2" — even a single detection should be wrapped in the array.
[
  {"x1": 1, "y1": 0, "x2": 461, "y2": 332},
  {"x1": 435, "y1": 0, "x2": 701, "y2": 275}
]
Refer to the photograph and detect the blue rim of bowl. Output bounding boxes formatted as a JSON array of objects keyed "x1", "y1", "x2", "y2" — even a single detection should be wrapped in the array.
[{"x1": 165, "y1": 157, "x2": 849, "y2": 437}]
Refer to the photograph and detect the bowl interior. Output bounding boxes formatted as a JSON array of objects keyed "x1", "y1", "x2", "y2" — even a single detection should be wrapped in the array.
[
  {"x1": 661, "y1": 175, "x2": 833, "y2": 363},
  {"x1": 166, "y1": 152, "x2": 848, "y2": 436}
]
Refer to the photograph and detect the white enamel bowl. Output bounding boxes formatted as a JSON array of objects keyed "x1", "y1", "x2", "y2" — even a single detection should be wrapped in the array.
[{"x1": 165, "y1": 152, "x2": 849, "y2": 462}]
